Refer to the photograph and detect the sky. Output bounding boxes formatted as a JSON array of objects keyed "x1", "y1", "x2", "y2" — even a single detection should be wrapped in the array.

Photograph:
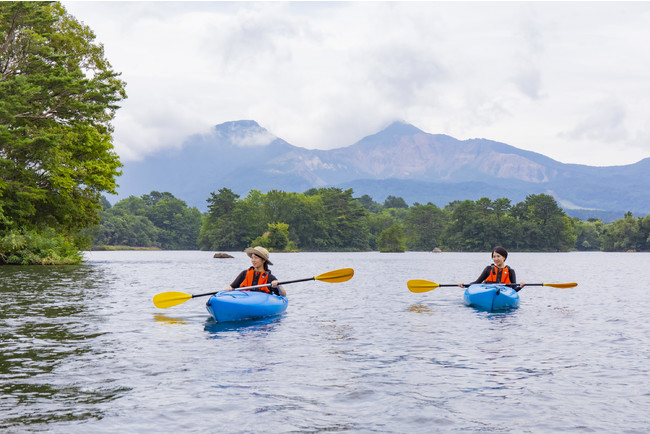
[{"x1": 61, "y1": 1, "x2": 650, "y2": 167}]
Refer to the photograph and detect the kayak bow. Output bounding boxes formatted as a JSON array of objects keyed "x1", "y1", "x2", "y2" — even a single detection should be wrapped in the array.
[{"x1": 463, "y1": 284, "x2": 520, "y2": 312}]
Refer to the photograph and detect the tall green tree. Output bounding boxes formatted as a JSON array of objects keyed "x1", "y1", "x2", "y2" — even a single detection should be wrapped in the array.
[
  {"x1": 0, "y1": 2, "x2": 126, "y2": 263},
  {"x1": 199, "y1": 188, "x2": 241, "y2": 251},
  {"x1": 402, "y1": 203, "x2": 446, "y2": 251},
  {"x1": 377, "y1": 223, "x2": 406, "y2": 252},
  {"x1": 639, "y1": 214, "x2": 650, "y2": 251},
  {"x1": 383, "y1": 195, "x2": 408, "y2": 209},
  {"x1": 512, "y1": 194, "x2": 576, "y2": 251},
  {"x1": 314, "y1": 187, "x2": 370, "y2": 250},
  {"x1": 251, "y1": 222, "x2": 296, "y2": 251},
  {"x1": 259, "y1": 190, "x2": 328, "y2": 249},
  {"x1": 602, "y1": 212, "x2": 644, "y2": 252},
  {"x1": 573, "y1": 217, "x2": 604, "y2": 251},
  {"x1": 442, "y1": 200, "x2": 486, "y2": 251},
  {"x1": 143, "y1": 193, "x2": 202, "y2": 249},
  {"x1": 113, "y1": 195, "x2": 148, "y2": 216},
  {"x1": 366, "y1": 211, "x2": 395, "y2": 250},
  {"x1": 199, "y1": 188, "x2": 262, "y2": 251},
  {"x1": 357, "y1": 194, "x2": 383, "y2": 213}
]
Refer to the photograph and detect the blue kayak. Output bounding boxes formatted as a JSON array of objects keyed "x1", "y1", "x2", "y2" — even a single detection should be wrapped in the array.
[
  {"x1": 463, "y1": 284, "x2": 520, "y2": 312},
  {"x1": 205, "y1": 290, "x2": 288, "y2": 322}
]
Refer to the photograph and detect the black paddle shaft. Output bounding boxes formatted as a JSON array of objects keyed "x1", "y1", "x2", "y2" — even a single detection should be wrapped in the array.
[{"x1": 191, "y1": 276, "x2": 316, "y2": 299}]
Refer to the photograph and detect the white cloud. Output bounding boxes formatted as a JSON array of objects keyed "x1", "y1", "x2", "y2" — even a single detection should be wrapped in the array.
[
  {"x1": 223, "y1": 128, "x2": 276, "y2": 148},
  {"x1": 560, "y1": 99, "x2": 627, "y2": 143},
  {"x1": 63, "y1": 1, "x2": 650, "y2": 166}
]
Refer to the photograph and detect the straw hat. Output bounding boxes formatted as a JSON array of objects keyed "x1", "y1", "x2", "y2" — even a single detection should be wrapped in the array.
[{"x1": 245, "y1": 246, "x2": 273, "y2": 265}]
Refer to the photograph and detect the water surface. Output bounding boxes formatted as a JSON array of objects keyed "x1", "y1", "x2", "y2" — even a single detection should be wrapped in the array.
[{"x1": 1, "y1": 251, "x2": 648, "y2": 432}]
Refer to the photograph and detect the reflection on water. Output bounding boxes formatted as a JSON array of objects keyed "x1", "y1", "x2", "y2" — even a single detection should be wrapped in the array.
[
  {"x1": 0, "y1": 265, "x2": 129, "y2": 430},
  {"x1": 407, "y1": 303, "x2": 434, "y2": 314},
  {"x1": 203, "y1": 315, "x2": 284, "y2": 336},
  {"x1": 153, "y1": 314, "x2": 189, "y2": 325}
]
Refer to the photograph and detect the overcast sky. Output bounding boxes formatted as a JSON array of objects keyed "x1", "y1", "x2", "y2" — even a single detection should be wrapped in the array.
[{"x1": 62, "y1": 1, "x2": 650, "y2": 167}]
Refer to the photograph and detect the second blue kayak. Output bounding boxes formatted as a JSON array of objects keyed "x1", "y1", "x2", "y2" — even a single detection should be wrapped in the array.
[
  {"x1": 206, "y1": 290, "x2": 288, "y2": 322},
  {"x1": 463, "y1": 284, "x2": 519, "y2": 312}
]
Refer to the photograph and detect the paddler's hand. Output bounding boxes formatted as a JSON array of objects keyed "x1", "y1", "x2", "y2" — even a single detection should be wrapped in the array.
[
  {"x1": 270, "y1": 280, "x2": 286, "y2": 296},
  {"x1": 225, "y1": 285, "x2": 233, "y2": 291},
  {"x1": 457, "y1": 283, "x2": 466, "y2": 288}
]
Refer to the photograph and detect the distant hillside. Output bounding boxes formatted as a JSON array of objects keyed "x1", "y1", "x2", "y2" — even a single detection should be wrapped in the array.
[{"x1": 114, "y1": 120, "x2": 649, "y2": 220}]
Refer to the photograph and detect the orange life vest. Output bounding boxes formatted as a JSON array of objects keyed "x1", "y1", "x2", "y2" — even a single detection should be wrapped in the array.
[
  {"x1": 484, "y1": 265, "x2": 511, "y2": 284},
  {"x1": 240, "y1": 267, "x2": 270, "y2": 293}
]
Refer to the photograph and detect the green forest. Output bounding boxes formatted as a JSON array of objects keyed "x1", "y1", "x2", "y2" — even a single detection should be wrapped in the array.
[
  {"x1": 2, "y1": 2, "x2": 649, "y2": 265},
  {"x1": 91, "y1": 188, "x2": 650, "y2": 254},
  {"x1": 1, "y1": 2, "x2": 125, "y2": 264}
]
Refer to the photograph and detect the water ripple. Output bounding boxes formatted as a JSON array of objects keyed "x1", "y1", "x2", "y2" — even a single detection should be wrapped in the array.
[{"x1": 1, "y1": 251, "x2": 650, "y2": 432}]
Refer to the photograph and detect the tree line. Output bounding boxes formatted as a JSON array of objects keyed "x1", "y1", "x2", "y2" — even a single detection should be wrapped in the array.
[{"x1": 90, "y1": 188, "x2": 650, "y2": 253}]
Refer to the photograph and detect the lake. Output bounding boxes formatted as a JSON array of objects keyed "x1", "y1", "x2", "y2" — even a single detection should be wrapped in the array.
[{"x1": 1, "y1": 250, "x2": 649, "y2": 432}]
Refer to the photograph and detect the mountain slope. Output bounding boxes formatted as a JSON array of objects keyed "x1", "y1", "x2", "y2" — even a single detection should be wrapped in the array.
[{"x1": 115, "y1": 120, "x2": 650, "y2": 217}]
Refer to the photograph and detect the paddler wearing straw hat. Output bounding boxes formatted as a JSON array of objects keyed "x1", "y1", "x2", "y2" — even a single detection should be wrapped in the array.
[{"x1": 225, "y1": 246, "x2": 286, "y2": 296}]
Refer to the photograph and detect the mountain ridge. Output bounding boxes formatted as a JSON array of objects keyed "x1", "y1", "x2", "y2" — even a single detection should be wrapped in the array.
[{"x1": 114, "y1": 120, "x2": 650, "y2": 219}]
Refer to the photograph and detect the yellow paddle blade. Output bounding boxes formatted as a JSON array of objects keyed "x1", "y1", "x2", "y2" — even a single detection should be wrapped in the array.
[
  {"x1": 153, "y1": 291, "x2": 192, "y2": 309},
  {"x1": 543, "y1": 282, "x2": 578, "y2": 288},
  {"x1": 315, "y1": 268, "x2": 354, "y2": 283},
  {"x1": 407, "y1": 279, "x2": 440, "y2": 293}
]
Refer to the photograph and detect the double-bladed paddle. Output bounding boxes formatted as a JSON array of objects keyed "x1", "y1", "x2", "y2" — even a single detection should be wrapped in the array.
[
  {"x1": 153, "y1": 268, "x2": 354, "y2": 309},
  {"x1": 407, "y1": 279, "x2": 577, "y2": 293}
]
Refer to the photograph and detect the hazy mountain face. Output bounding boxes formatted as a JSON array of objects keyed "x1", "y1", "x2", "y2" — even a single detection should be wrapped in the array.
[{"x1": 115, "y1": 120, "x2": 650, "y2": 218}]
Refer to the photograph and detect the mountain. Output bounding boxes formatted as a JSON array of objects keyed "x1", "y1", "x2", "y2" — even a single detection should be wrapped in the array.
[{"x1": 114, "y1": 120, "x2": 650, "y2": 220}]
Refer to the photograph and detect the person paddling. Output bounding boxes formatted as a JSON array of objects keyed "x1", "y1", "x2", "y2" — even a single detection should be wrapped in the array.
[
  {"x1": 459, "y1": 246, "x2": 526, "y2": 291},
  {"x1": 225, "y1": 246, "x2": 286, "y2": 296}
]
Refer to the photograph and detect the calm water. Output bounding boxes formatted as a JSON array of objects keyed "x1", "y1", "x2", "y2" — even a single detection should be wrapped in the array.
[{"x1": 1, "y1": 251, "x2": 649, "y2": 433}]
